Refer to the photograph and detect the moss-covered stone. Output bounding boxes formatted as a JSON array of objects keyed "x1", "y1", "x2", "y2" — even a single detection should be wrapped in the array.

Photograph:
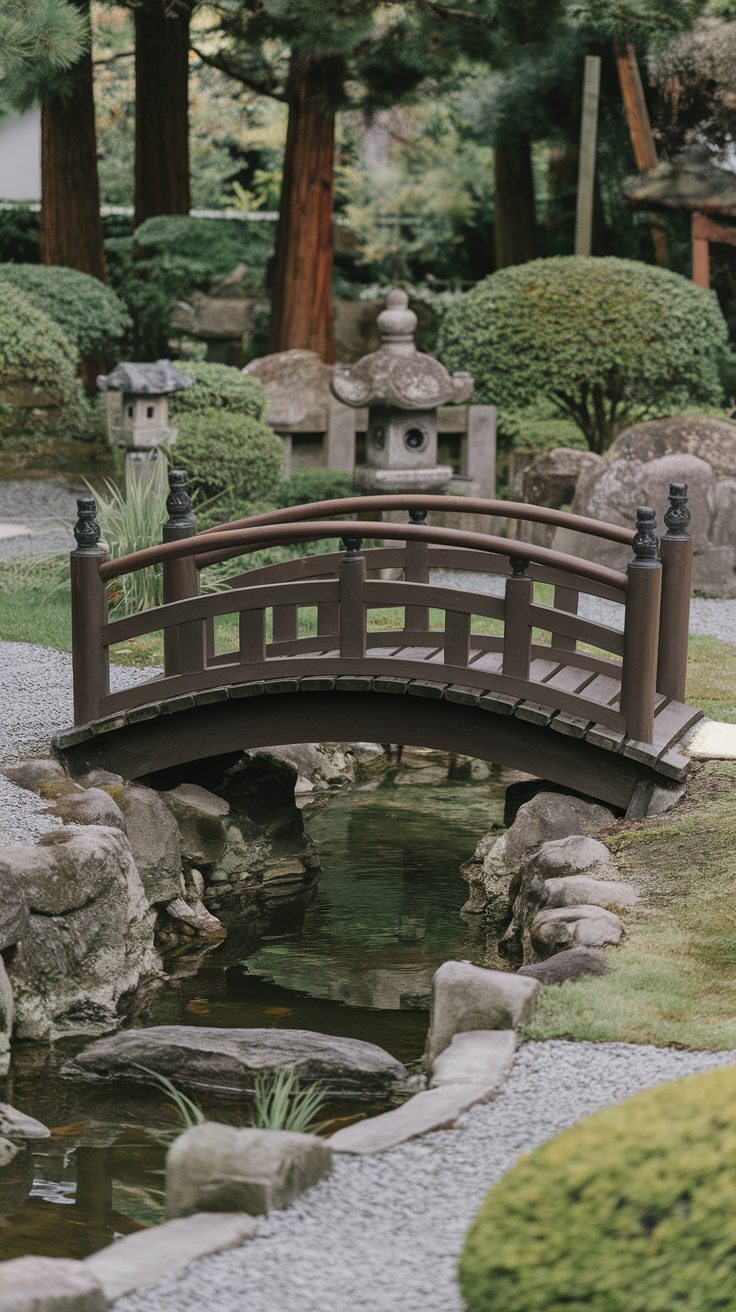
[{"x1": 460, "y1": 1066, "x2": 736, "y2": 1312}]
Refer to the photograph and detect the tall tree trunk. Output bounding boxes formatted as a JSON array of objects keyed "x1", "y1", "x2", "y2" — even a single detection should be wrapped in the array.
[
  {"x1": 493, "y1": 134, "x2": 537, "y2": 270},
  {"x1": 268, "y1": 54, "x2": 342, "y2": 362},
  {"x1": 40, "y1": 0, "x2": 106, "y2": 281},
  {"x1": 134, "y1": 0, "x2": 192, "y2": 228}
]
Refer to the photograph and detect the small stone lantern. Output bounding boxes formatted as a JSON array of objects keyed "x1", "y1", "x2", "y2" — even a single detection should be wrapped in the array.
[
  {"x1": 97, "y1": 359, "x2": 193, "y2": 489},
  {"x1": 331, "y1": 289, "x2": 473, "y2": 494}
]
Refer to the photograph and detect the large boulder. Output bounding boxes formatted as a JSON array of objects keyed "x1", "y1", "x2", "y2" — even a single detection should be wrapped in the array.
[
  {"x1": 118, "y1": 783, "x2": 186, "y2": 904},
  {"x1": 161, "y1": 783, "x2": 229, "y2": 867},
  {"x1": 2, "y1": 825, "x2": 159, "y2": 1040},
  {"x1": 553, "y1": 449, "x2": 736, "y2": 596},
  {"x1": 518, "y1": 946, "x2": 610, "y2": 984},
  {"x1": 62, "y1": 1025, "x2": 409, "y2": 1099},
  {"x1": 166, "y1": 1122, "x2": 332, "y2": 1218},
  {"x1": 425, "y1": 962, "x2": 538, "y2": 1066},
  {"x1": 610, "y1": 415, "x2": 736, "y2": 475},
  {"x1": 533, "y1": 835, "x2": 619, "y2": 882},
  {"x1": 54, "y1": 786, "x2": 125, "y2": 830},
  {"x1": 0, "y1": 958, "x2": 14, "y2": 1076},
  {"x1": 505, "y1": 793, "x2": 615, "y2": 878},
  {"x1": 243, "y1": 349, "x2": 334, "y2": 430},
  {"x1": 531, "y1": 904, "x2": 625, "y2": 957}
]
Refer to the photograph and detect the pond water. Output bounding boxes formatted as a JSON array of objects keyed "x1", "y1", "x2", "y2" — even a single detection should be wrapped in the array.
[{"x1": 0, "y1": 752, "x2": 513, "y2": 1261}]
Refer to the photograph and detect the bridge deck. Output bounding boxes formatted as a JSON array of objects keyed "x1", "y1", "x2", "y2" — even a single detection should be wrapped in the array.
[{"x1": 55, "y1": 647, "x2": 701, "y2": 790}]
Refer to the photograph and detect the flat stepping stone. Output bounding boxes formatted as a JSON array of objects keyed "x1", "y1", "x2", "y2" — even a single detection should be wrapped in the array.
[
  {"x1": 85, "y1": 1212, "x2": 256, "y2": 1302},
  {"x1": 329, "y1": 1083, "x2": 495, "y2": 1155},
  {"x1": 429, "y1": 1030, "x2": 517, "y2": 1089}
]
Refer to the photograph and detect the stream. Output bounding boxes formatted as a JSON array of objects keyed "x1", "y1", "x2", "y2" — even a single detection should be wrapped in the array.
[{"x1": 0, "y1": 750, "x2": 515, "y2": 1260}]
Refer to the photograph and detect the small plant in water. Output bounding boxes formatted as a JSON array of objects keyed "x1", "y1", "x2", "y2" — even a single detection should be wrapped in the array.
[
  {"x1": 135, "y1": 1064, "x2": 206, "y2": 1129},
  {"x1": 252, "y1": 1070, "x2": 328, "y2": 1134}
]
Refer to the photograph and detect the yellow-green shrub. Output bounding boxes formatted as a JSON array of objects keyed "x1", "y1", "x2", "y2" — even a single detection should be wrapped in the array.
[{"x1": 460, "y1": 1066, "x2": 736, "y2": 1312}]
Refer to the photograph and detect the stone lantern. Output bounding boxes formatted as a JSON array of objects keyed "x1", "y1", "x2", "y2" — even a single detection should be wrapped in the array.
[
  {"x1": 97, "y1": 359, "x2": 193, "y2": 489},
  {"x1": 331, "y1": 289, "x2": 474, "y2": 494}
]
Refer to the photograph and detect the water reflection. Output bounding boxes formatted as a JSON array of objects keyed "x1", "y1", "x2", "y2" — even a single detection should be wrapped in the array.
[{"x1": 0, "y1": 751, "x2": 513, "y2": 1260}]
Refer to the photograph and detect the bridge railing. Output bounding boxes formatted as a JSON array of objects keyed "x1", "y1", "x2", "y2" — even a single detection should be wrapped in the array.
[{"x1": 69, "y1": 482, "x2": 693, "y2": 745}]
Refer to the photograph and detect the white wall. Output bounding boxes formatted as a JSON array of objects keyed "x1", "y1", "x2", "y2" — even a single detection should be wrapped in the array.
[{"x1": 0, "y1": 109, "x2": 41, "y2": 202}]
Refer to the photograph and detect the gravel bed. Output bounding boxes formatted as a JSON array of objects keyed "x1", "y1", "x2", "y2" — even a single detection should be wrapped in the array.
[
  {"x1": 0, "y1": 640, "x2": 160, "y2": 844},
  {"x1": 113, "y1": 1039, "x2": 736, "y2": 1312},
  {"x1": 0, "y1": 478, "x2": 84, "y2": 529}
]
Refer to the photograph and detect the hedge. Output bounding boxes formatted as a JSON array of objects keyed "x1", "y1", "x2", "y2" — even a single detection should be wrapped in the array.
[
  {"x1": 0, "y1": 283, "x2": 86, "y2": 447},
  {"x1": 438, "y1": 256, "x2": 729, "y2": 453},
  {"x1": 173, "y1": 409, "x2": 284, "y2": 508},
  {"x1": 0, "y1": 264, "x2": 131, "y2": 365},
  {"x1": 107, "y1": 214, "x2": 272, "y2": 358},
  {"x1": 460, "y1": 1066, "x2": 736, "y2": 1312},
  {"x1": 279, "y1": 467, "x2": 355, "y2": 507},
  {"x1": 169, "y1": 360, "x2": 267, "y2": 422}
]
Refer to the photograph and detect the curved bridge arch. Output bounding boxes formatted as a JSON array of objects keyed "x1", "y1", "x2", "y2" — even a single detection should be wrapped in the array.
[{"x1": 58, "y1": 490, "x2": 702, "y2": 808}]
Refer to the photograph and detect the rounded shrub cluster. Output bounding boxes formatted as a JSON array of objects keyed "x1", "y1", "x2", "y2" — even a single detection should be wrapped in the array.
[
  {"x1": 438, "y1": 256, "x2": 729, "y2": 453},
  {"x1": 0, "y1": 264, "x2": 130, "y2": 362},
  {"x1": 460, "y1": 1066, "x2": 736, "y2": 1312},
  {"x1": 174, "y1": 410, "x2": 283, "y2": 507},
  {"x1": 169, "y1": 360, "x2": 267, "y2": 421},
  {"x1": 279, "y1": 467, "x2": 355, "y2": 506},
  {"x1": 0, "y1": 282, "x2": 85, "y2": 447}
]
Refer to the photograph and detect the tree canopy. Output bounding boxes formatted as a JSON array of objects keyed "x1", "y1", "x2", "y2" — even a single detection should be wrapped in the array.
[{"x1": 0, "y1": 0, "x2": 87, "y2": 103}]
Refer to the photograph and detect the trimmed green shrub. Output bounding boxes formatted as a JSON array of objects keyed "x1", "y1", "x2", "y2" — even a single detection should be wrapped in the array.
[
  {"x1": 173, "y1": 410, "x2": 284, "y2": 507},
  {"x1": 107, "y1": 215, "x2": 272, "y2": 359},
  {"x1": 170, "y1": 361, "x2": 267, "y2": 422},
  {"x1": 279, "y1": 467, "x2": 355, "y2": 506},
  {"x1": 460, "y1": 1066, "x2": 736, "y2": 1312},
  {"x1": 0, "y1": 283, "x2": 87, "y2": 448},
  {"x1": 0, "y1": 264, "x2": 130, "y2": 364},
  {"x1": 438, "y1": 256, "x2": 729, "y2": 453}
]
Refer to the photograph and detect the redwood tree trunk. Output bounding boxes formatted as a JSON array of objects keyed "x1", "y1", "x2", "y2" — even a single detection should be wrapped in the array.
[
  {"x1": 134, "y1": 0, "x2": 192, "y2": 228},
  {"x1": 268, "y1": 54, "x2": 342, "y2": 362},
  {"x1": 493, "y1": 134, "x2": 537, "y2": 270},
  {"x1": 40, "y1": 0, "x2": 106, "y2": 280}
]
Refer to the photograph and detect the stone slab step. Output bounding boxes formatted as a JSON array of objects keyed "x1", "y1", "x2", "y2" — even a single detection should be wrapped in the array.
[
  {"x1": 329, "y1": 1082, "x2": 499, "y2": 1155},
  {"x1": 429, "y1": 1029, "x2": 517, "y2": 1089},
  {"x1": 85, "y1": 1212, "x2": 255, "y2": 1302}
]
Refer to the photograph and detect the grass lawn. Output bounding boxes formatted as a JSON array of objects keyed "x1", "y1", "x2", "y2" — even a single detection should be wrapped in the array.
[{"x1": 525, "y1": 762, "x2": 736, "y2": 1050}]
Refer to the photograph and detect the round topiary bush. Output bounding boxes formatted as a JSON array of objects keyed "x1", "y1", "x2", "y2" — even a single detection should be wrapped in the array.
[
  {"x1": 0, "y1": 264, "x2": 130, "y2": 362},
  {"x1": 0, "y1": 282, "x2": 86, "y2": 447},
  {"x1": 173, "y1": 410, "x2": 284, "y2": 507},
  {"x1": 460, "y1": 1066, "x2": 736, "y2": 1312},
  {"x1": 438, "y1": 256, "x2": 729, "y2": 453},
  {"x1": 169, "y1": 360, "x2": 267, "y2": 422}
]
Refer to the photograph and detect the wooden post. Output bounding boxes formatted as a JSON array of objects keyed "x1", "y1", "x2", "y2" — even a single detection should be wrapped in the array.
[
  {"x1": 70, "y1": 498, "x2": 109, "y2": 725},
  {"x1": 657, "y1": 483, "x2": 693, "y2": 703},
  {"x1": 574, "y1": 55, "x2": 601, "y2": 257},
  {"x1": 339, "y1": 537, "x2": 366, "y2": 659},
  {"x1": 162, "y1": 469, "x2": 204, "y2": 676},
  {"x1": 551, "y1": 584, "x2": 579, "y2": 654},
  {"x1": 691, "y1": 212, "x2": 711, "y2": 289},
  {"x1": 621, "y1": 507, "x2": 662, "y2": 743},
  {"x1": 405, "y1": 508, "x2": 430, "y2": 635},
  {"x1": 613, "y1": 40, "x2": 669, "y2": 267},
  {"x1": 502, "y1": 556, "x2": 532, "y2": 680}
]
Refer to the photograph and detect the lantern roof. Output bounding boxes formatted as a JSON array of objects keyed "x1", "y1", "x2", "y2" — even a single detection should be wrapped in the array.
[
  {"x1": 97, "y1": 359, "x2": 193, "y2": 396},
  {"x1": 331, "y1": 289, "x2": 474, "y2": 411}
]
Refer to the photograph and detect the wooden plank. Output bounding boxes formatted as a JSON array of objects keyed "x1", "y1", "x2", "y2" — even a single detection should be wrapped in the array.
[
  {"x1": 425, "y1": 547, "x2": 627, "y2": 604},
  {"x1": 542, "y1": 665, "x2": 596, "y2": 695},
  {"x1": 549, "y1": 712, "x2": 591, "y2": 739},
  {"x1": 363, "y1": 578, "x2": 505, "y2": 621},
  {"x1": 240, "y1": 609, "x2": 265, "y2": 665},
  {"x1": 444, "y1": 610, "x2": 471, "y2": 668},
  {"x1": 529, "y1": 603, "x2": 624, "y2": 656},
  {"x1": 586, "y1": 723, "x2": 626, "y2": 752},
  {"x1": 651, "y1": 700, "x2": 704, "y2": 755}
]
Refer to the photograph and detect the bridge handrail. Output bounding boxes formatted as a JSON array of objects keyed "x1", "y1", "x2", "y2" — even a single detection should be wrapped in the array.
[
  {"x1": 69, "y1": 478, "x2": 694, "y2": 748},
  {"x1": 98, "y1": 519, "x2": 629, "y2": 593},
  {"x1": 193, "y1": 494, "x2": 635, "y2": 547}
]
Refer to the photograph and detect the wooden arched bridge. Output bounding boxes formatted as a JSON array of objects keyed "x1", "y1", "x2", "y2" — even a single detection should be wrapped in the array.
[{"x1": 55, "y1": 477, "x2": 702, "y2": 810}]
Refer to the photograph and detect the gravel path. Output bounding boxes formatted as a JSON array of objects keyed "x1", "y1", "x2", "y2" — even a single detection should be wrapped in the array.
[
  {"x1": 0, "y1": 478, "x2": 82, "y2": 559},
  {"x1": 113, "y1": 1039, "x2": 736, "y2": 1312},
  {"x1": 0, "y1": 641, "x2": 158, "y2": 844}
]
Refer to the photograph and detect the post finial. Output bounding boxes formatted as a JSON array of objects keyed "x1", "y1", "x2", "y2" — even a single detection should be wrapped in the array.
[
  {"x1": 408, "y1": 507, "x2": 428, "y2": 525},
  {"x1": 510, "y1": 555, "x2": 530, "y2": 578},
  {"x1": 663, "y1": 483, "x2": 691, "y2": 539},
  {"x1": 342, "y1": 535, "x2": 363, "y2": 555},
  {"x1": 73, "y1": 497, "x2": 102, "y2": 553},
  {"x1": 166, "y1": 468, "x2": 196, "y2": 529},
  {"x1": 632, "y1": 506, "x2": 659, "y2": 565}
]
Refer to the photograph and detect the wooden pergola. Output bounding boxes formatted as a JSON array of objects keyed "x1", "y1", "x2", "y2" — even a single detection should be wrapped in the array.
[{"x1": 623, "y1": 153, "x2": 736, "y2": 289}]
